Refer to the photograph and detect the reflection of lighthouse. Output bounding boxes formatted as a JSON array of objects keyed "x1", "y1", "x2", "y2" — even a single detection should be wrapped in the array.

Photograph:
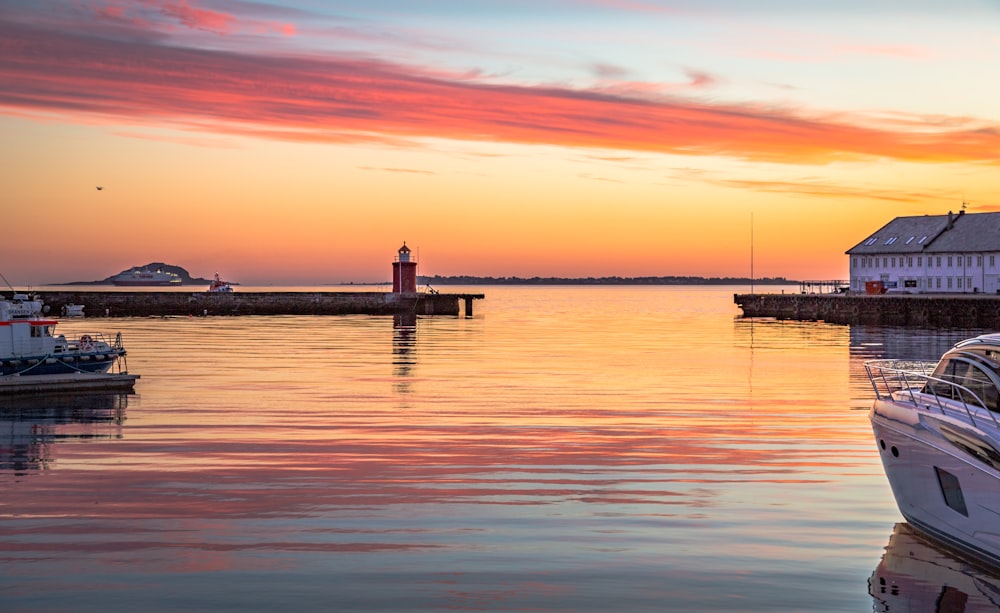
[{"x1": 392, "y1": 242, "x2": 418, "y2": 295}]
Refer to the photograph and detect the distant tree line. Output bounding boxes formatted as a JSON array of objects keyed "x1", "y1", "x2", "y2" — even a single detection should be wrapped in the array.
[{"x1": 419, "y1": 275, "x2": 793, "y2": 285}]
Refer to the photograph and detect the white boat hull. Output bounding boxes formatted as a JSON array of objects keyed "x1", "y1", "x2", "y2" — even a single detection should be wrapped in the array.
[{"x1": 871, "y1": 399, "x2": 1000, "y2": 566}]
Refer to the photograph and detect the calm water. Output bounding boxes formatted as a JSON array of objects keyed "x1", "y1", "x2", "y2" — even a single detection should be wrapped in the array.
[{"x1": 2, "y1": 286, "x2": 998, "y2": 612}]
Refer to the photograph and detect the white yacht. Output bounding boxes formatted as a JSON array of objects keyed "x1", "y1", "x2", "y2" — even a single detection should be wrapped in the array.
[{"x1": 867, "y1": 333, "x2": 1000, "y2": 566}]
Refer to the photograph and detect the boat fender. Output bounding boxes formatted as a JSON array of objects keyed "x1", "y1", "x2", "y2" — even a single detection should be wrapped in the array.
[{"x1": 80, "y1": 335, "x2": 94, "y2": 351}]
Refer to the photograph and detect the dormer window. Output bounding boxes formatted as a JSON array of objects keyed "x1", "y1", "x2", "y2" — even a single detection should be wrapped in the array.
[{"x1": 885, "y1": 237, "x2": 898, "y2": 245}]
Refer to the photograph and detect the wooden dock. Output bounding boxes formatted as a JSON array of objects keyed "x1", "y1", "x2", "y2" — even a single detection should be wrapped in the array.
[
  {"x1": 734, "y1": 292, "x2": 1000, "y2": 328},
  {"x1": 32, "y1": 291, "x2": 485, "y2": 318},
  {"x1": 0, "y1": 372, "x2": 139, "y2": 395}
]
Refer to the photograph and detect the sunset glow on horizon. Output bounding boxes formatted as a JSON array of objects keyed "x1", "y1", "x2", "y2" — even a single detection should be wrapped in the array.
[{"x1": 3, "y1": 1, "x2": 1000, "y2": 285}]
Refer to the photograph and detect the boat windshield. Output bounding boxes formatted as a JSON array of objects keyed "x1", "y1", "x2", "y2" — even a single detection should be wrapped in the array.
[
  {"x1": 925, "y1": 357, "x2": 1000, "y2": 413},
  {"x1": 29, "y1": 324, "x2": 55, "y2": 338}
]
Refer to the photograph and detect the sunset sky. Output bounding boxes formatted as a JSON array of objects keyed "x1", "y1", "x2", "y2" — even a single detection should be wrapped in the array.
[{"x1": 3, "y1": 1, "x2": 999, "y2": 285}]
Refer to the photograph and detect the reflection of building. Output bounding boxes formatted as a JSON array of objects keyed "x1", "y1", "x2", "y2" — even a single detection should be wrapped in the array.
[
  {"x1": 392, "y1": 314, "x2": 416, "y2": 394},
  {"x1": 848, "y1": 326, "x2": 980, "y2": 362},
  {"x1": 0, "y1": 392, "x2": 129, "y2": 475},
  {"x1": 847, "y1": 209, "x2": 1000, "y2": 294},
  {"x1": 870, "y1": 523, "x2": 1000, "y2": 612}
]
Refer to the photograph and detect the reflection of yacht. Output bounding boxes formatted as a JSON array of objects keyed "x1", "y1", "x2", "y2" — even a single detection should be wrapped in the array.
[
  {"x1": 870, "y1": 523, "x2": 1000, "y2": 612},
  {"x1": 867, "y1": 333, "x2": 1000, "y2": 566}
]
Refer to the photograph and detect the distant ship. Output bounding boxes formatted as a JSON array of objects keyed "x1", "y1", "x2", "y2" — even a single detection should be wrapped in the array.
[
  {"x1": 207, "y1": 272, "x2": 234, "y2": 293},
  {"x1": 110, "y1": 267, "x2": 182, "y2": 286}
]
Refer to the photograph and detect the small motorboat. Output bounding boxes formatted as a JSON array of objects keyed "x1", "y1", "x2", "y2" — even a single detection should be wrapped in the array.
[
  {"x1": 0, "y1": 294, "x2": 135, "y2": 390},
  {"x1": 207, "y1": 272, "x2": 234, "y2": 293},
  {"x1": 867, "y1": 333, "x2": 1000, "y2": 567},
  {"x1": 61, "y1": 304, "x2": 85, "y2": 317}
]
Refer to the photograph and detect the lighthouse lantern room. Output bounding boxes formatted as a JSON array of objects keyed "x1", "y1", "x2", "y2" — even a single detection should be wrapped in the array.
[{"x1": 392, "y1": 242, "x2": 418, "y2": 294}]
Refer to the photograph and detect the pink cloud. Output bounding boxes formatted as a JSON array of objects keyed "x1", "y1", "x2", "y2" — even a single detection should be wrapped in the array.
[
  {"x1": 0, "y1": 18, "x2": 997, "y2": 165},
  {"x1": 160, "y1": 0, "x2": 235, "y2": 34},
  {"x1": 85, "y1": 0, "x2": 294, "y2": 37}
]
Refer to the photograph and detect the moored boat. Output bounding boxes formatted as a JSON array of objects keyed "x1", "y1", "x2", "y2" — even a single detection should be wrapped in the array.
[
  {"x1": 207, "y1": 272, "x2": 233, "y2": 293},
  {"x1": 0, "y1": 293, "x2": 135, "y2": 390},
  {"x1": 111, "y1": 267, "x2": 181, "y2": 286},
  {"x1": 866, "y1": 334, "x2": 1000, "y2": 567}
]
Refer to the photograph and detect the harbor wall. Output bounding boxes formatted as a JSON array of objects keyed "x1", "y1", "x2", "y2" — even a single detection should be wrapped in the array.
[
  {"x1": 734, "y1": 293, "x2": 1000, "y2": 328},
  {"x1": 34, "y1": 291, "x2": 483, "y2": 318}
]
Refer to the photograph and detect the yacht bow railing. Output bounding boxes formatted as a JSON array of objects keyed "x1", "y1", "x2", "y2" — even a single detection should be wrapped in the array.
[{"x1": 865, "y1": 359, "x2": 1000, "y2": 429}]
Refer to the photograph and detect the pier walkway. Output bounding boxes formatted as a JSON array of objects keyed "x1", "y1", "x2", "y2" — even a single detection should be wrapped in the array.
[
  {"x1": 34, "y1": 291, "x2": 484, "y2": 318},
  {"x1": 734, "y1": 292, "x2": 1000, "y2": 328}
]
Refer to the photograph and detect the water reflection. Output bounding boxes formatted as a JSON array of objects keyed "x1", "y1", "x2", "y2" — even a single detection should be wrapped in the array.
[
  {"x1": 393, "y1": 312, "x2": 417, "y2": 394},
  {"x1": 0, "y1": 392, "x2": 129, "y2": 475},
  {"x1": 870, "y1": 523, "x2": 1000, "y2": 612},
  {"x1": 849, "y1": 326, "x2": 987, "y2": 362}
]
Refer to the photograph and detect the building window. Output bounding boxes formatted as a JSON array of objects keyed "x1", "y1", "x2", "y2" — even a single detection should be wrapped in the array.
[
  {"x1": 937, "y1": 256, "x2": 942, "y2": 267},
  {"x1": 886, "y1": 237, "x2": 898, "y2": 245},
  {"x1": 919, "y1": 235, "x2": 928, "y2": 244},
  {"x1": 948, "y1": 256, "x2": 954, "y2": 267},
  {"x1": 978, "y1": 256, "x2": 984, "y2": 267},
  {"x1": 865, "y1": 237, "x2": 878, "y2": 246},
  {"x1": 958, "y1": 277, "x2": 963, "y2": 289},
  {"x1": 892, "y1": 257, "x2": 896, "y2": 268},
  {"x1": 917, "y1": 256, "x2": 922, "y2": 267},
  {"x1": 906, "y1": 236, "x2": 915, "y2": 244},
  {"x1": 907, "y1": 257, "x2": 913, "y2": 267},
  {"x1": 948, "y1": 277, "x2": 953, "y2": 289},
  {"x1": 968, "y1": 256, "x2": 973, "y2": 267},
  {"x1": 968, "y1": 277, "x2": 973, "y2": 290},
  {"x1": 883, "y1": 257, "x2": 888, "y2": 268},
  {"x1": 992, "y1": 256, "x2": 996, "y2": 267},
  {"x1": 936, "y1": 277, "x2": 942, "y2": 289}
]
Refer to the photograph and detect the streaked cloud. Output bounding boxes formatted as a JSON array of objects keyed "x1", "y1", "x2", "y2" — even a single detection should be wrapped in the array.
[{"x1": 2, "y1": 13, "x2": 997, "y2": 166}]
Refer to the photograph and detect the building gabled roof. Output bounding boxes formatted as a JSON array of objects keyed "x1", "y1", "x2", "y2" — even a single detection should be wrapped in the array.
[
  {"x1": 928, "y1": 211, "x2": 1000, "y2": 252},
  {"x1": 845, "y1": 210, "x2": 1000, "y2": 255}
]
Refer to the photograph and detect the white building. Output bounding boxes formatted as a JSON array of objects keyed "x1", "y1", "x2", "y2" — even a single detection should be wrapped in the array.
[{"x1": 846, "y1": 210, "x2": 1000, "y2": 294}]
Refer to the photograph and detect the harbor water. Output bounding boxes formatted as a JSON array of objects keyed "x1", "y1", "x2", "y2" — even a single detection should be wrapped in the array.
[{"x1": 2, "y1": 285, "x2": 998, "y2": 612}]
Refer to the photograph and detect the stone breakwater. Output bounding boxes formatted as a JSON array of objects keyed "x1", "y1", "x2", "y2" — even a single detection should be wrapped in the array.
[
  {"x1": 734, "y1": 293, "x2": 1000, "y2": 328},
  {"x1": 35, "y1": 291, "x2": 484, "y2": 318}
]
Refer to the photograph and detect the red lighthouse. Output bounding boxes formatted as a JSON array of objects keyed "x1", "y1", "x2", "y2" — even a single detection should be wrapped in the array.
[{"x1": 392, "y1": 242, "x2": 418, "y2": 294}]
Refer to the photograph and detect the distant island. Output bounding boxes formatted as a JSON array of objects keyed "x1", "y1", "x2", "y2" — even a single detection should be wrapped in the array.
[
  {"x1": 418, "y1": 275, "x2": 794, "y2": 285},
  {"x1": 60, "y1": 265, "x2": 794, "y2": 287},
  {"x1": 62, "y1": 262, "x2": 215, "y2": 286}
]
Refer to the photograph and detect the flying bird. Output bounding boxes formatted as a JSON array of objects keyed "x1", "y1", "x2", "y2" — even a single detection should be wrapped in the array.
[{"x1": 96, "y1": 186, "x2": 103, "y2": 191}]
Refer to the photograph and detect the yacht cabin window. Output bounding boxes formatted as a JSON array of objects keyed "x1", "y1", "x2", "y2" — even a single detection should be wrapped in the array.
[{"x1": 927, "y1": 358, "x2": 1000, "y2": 413}]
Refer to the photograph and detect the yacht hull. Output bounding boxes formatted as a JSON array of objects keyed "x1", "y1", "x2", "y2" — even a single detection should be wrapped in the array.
[{"x1": 871, "y1": 400, "x2": 1000, "y2": 567}]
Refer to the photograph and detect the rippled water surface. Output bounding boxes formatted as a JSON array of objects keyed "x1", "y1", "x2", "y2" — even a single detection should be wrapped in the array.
[{"x1": 2, "y1": 286, "x2": 998, "y2": 611}]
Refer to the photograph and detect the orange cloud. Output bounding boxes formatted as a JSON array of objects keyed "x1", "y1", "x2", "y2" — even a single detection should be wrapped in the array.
[{"x1": 1, "y1": 19, "x2": 998, "y2": 165}]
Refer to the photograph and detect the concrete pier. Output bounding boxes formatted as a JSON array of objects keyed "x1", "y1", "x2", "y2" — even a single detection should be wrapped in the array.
[
  {"x1": 734, "y1": 293, "x2": 1000, "y2": 328},
  {"x1": 34, "y1": 291, "x2": 484, "y2": 318}
]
